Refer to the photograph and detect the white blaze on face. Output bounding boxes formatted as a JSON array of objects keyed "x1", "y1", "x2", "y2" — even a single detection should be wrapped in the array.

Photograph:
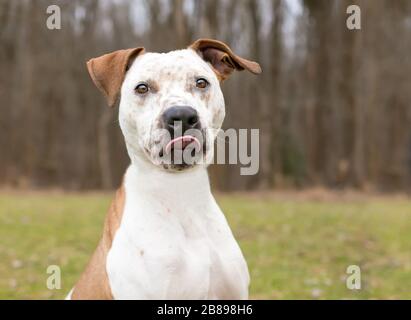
[{"x1": 119, "y1": 49, "x2": 226, "y2": 168}]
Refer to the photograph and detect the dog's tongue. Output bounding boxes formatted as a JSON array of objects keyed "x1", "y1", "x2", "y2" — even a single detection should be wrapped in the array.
[{"x1": 165, "y1": 135, "x2": 201, "y2": 154}]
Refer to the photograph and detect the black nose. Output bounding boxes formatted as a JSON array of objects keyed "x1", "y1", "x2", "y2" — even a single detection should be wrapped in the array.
[{"x1": 162, "y1": 106, "x2": 201, "y2": 136}]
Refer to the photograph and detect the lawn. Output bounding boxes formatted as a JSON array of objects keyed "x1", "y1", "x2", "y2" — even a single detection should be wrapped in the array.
[{"x1": 0, "y1": 190, "x2": 410, "y2": 299}]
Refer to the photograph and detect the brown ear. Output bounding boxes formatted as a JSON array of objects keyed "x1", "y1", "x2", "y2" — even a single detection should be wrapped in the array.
[
  {"x1": 189, "y1": 39, "x2": 261, "y2": 81},
  {"x1": 86, "y1": 47, "x2": 145, "y2": 107}
]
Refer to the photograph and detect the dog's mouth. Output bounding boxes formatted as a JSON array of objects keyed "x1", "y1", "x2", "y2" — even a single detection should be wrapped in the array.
[
  {"x1": 158, "y1": 134, "x2": 206, "y2": 171},
  {"x1": 165, "y1": 135, "x2": 202, "y2": 154}
]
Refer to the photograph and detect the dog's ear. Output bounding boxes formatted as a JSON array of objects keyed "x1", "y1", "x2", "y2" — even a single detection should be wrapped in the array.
[
  {"x1": 86, "y1": 47, "x2": 145, "y2": 107},
  {"x1": 189, "y1": 39, "x2": 261, "y2": 81}
]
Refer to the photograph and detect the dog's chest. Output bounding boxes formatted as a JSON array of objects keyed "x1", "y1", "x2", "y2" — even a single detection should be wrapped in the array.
[{"x1": 106, "y1": 187, "x2": 249, "y2": 299}]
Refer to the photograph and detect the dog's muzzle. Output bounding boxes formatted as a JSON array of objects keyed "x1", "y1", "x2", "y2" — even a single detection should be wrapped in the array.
[{"x1": 159, "y1": 106, "x2": 205, "y2": 170}]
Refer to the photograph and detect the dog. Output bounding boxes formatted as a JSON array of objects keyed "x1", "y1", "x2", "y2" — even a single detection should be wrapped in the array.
[{"x1": 67, "y1": 39, "x2": 261, "y2": 299}]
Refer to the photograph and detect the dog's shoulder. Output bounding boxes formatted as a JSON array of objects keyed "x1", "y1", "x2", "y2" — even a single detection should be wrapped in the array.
[
  {"x1": 70, "y1": 181, "x2": 126, "y2": 299},
  {"x1": 104, "y1": 182, "x2": 126, "y2": 242}
]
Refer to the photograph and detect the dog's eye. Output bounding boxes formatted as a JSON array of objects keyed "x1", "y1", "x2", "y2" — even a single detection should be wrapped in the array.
[
  {"x1": 195, "y1": 78, "x2": 209, "y2": 89},
  {"x1": 135, "y1": 83, "x2": 149, "y2": 95}
]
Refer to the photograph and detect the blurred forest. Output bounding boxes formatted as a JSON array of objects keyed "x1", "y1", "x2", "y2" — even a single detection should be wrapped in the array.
[{"x1": 1, "y1": 0, "x2": 411, "y2": 191}]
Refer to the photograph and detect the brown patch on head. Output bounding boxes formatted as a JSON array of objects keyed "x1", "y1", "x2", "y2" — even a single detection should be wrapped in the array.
[
  {"x1": 146, "y1": 79, "x2": 160, "y2": 93},
  {"x1": 183, "y1": 72, "x2": 212, "y2": 102},
  {"x1": 87, "y1": 47, "x2": 145, "y2": 107},
  {"x1": 132, "y1": 79, "x2": 159, "y2": 108},
  {"x1": 199, "y1": 86, "x2": 211, "y2": 102},
  {"x1": 184, "y1": 81, "x2": 211, "y2": 104},
  {"x1": 189, "y1": 39, "x2": 261, "y2": 81}
]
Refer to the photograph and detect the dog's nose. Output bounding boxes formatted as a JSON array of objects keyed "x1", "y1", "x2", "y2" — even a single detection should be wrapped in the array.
[{"x1": 162, "y1": 106, "x2": 201, "y2": 135}]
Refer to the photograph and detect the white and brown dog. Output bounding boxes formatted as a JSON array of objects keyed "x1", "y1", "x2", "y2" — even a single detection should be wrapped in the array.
[{"x1": 67, "y1": 39, "x2": 261, "y2": 300}]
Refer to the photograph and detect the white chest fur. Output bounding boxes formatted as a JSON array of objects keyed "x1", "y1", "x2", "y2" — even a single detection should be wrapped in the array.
[{"x1": 106, "y1": 163, "x2": 250, "y2": 299}]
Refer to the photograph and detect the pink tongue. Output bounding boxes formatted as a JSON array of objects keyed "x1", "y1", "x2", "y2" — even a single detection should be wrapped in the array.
[{"x1": 165, "y1": 135, "x2": 201, "y2": 154}]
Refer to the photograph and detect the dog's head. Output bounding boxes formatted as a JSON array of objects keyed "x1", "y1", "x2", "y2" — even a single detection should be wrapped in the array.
[{"x1": 87, "y1": 39, "x2": 261, "y2": 172}]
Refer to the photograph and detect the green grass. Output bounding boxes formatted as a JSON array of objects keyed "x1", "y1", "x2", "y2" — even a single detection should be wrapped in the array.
[{"x1": 0, "y1": 191, "x2": 410, "y2": 299}]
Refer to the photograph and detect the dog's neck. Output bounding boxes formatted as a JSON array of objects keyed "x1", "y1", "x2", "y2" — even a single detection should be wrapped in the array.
[{"x1": 126, "y1": 157, "x2": 213, "y2": 212}]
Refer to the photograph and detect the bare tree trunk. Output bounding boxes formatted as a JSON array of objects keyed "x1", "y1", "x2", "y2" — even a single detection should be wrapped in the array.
[
  {"x1": 270, "y1": 0, "x2": 284, "y2": 187},
  {"x1": 172, "y1": 0, "x2": 188, "y2": 47},
  {"x1": 97, "y1": 110, "x2": 113, "y2": 189}
]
